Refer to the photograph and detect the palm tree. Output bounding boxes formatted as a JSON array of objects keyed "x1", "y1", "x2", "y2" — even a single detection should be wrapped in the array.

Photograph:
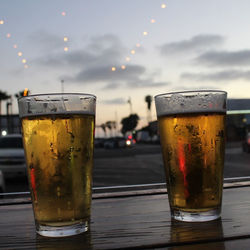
[
  {"x1": 121, "y1": 114, "x2": 139, "y2": 135},
  {"x1": 105, "y1": 121, "x2": 117, "y2": 137},
  {"x1": 0, "y1": 91, "x2": 10, "y2": 115},
  {"x1": 145, "y1": 95, "x2": 152, "y2": 123},
  {"x1": 145, "y1": 95, "x2": 152, "y2": 110}
]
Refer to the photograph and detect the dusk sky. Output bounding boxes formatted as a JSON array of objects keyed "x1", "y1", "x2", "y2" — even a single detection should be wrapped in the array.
[{"x1": 1, "y1": 0, "x2": 250, "y2": 135}]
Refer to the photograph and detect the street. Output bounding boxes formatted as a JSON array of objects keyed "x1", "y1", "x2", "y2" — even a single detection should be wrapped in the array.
[{"x1": 4, "y1": 143, "x2": 250, "y2": 192}]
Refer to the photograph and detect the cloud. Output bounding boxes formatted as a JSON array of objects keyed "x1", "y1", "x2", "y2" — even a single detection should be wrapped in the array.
[
  {"x1": 33, "y1": 33, "x2": 164, "y2": 89},
  {"x1": 64, "y1": 64, "x2": 167, "y2": 89},
  {"x1": 158, "y1": 34, "x2": 224, "y2": 55},
  {"x1": 194, "y1": 50, "x2": 250, "y2": 67},
  {"x1": 125, "y1": 78, "x2": 167, "y2": 88},
  {"x1": 34, "y1": 34, "x2": 124, "y2": 67},
  {"x1": 67, "y1": 64, "x2": 145, "y2": 83},
  {"x1": 102, "y1": 98, "x2": 127, "y2": 105},
  {"x1": 181, "y1": 69, "x2": 250, "y2": 82},
  {"x1": 27, "y1": 30, "x2": 64, "y2": 52}
]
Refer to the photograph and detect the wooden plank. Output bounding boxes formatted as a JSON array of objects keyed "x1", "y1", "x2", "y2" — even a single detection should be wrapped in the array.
[
  {"x1": 2, "y1": 181, "x2": 250, "y2": 206},
  {"x1": 1, "y1": 187, "x2": 250, "y2": 249},
  {"x1": 157, "y1": 238, "x2": 250, "y2": 249}
]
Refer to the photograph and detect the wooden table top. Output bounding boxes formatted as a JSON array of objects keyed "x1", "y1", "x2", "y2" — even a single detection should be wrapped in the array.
[{"x1": 1, "y1": 185, "x2": 250, "y2": 249}]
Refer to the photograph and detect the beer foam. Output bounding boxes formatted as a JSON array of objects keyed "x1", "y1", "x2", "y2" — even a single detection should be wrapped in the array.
[
  {"x1": 18, "y1": 93, "x2": 96, "y2": 118},
  {"x1": 155, "y1": 91, "x2": 227, "y2": 117},
  {"x1": 20, "y1": 110, "x2": 95, "y2": 118}
]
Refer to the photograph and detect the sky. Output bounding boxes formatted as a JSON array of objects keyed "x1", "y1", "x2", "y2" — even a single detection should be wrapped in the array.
[{"x1": 1, "y1": 0, "x2": 250, "y2": 135}]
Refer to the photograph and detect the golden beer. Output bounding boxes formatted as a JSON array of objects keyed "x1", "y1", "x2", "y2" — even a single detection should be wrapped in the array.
[
  {"x1": 21, "y1": 113, "x2": 94, "y2": 229},
  {"x1": 158, "y1": 112, "x2": 225, "y2": 215}
]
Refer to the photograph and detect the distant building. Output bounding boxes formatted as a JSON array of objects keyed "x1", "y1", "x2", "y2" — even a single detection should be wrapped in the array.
[
  {"x1": 1, "y1": 99, "x2": 250, "y2": 139},
  {"x1": 228, "y1": 99, "x2": 250, "y2": 111},
  {"x1": 137, "y1": 99, "x2": 250, "y2": 142},
  {"x1": 0, "y1": 114, "x2": 21, "y2": 135},
  {"x1": 227, "y1": 99, "x2": 250, "y2": 141}
]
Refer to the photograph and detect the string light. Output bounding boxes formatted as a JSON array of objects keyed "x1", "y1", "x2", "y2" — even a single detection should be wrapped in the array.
[
  {"x1": 121, "y1": 65, "x2": 126, "y2": 70},
  {"x1": 3, "y1": 18, "x2": 32, "y2": 68},
  {"x1": 61, "y1": 12, "x2": 70, "y2": 54},
  {"x1": 111, "y1": 67, "x2": 116, "y2": 71},
  {"x1": 113, "y1": 2, "x2": 166, "y2": 70}
]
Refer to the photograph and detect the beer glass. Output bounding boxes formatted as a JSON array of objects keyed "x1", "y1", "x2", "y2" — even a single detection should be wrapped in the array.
[
  {"x1": 155, "y1": 90, "x2": 227, "y2": 222},
  {"x1": 18, "y1": 93, "x2": 96, "y2": 237}
]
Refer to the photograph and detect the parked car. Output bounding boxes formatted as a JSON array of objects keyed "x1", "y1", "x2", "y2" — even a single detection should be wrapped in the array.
[
  {"x1": 242, "y1": 132, "x2": 250, "y2": 153},
  {"x1": 104, "y1": 137, "x2": 127, "y2": 149},
  {"x1": 0, "y1": 170, "x2": 5, "y2": 193},
  {"x1": 94, "y1": 138, "x2": 105, "y2": 148},
  {"x1": 0, "y1": 134, "x2": 26, "y2": 179}
]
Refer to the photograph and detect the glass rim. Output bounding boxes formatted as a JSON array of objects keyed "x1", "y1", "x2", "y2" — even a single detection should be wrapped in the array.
[
  {"x1": 154, "y1": 90, "x2": 227, "y2": 99},
  {"x1": 18, "y1": 92, "x2": 96, "y2": 101}
]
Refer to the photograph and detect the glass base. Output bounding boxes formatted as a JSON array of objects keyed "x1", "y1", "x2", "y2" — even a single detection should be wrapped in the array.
[
  {"x1": 37, "y1": 221, "x2": 89, "y2": 237},
  {"x1": 171, "y1": 208, "x2": 221, "y2": 222}
]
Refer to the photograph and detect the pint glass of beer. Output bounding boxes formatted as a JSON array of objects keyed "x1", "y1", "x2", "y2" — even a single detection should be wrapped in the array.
[
  {"x1": 155, "y1": 90, "x2": 227, "y2": 222},
  {"x1": 18, "y1": 93, "x2": 96, "y2": 237}
]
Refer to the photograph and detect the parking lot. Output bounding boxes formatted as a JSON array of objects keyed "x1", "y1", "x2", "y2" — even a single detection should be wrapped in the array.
[{"x1": 3, "y1": 142, "x2": 250, "y2": 193}]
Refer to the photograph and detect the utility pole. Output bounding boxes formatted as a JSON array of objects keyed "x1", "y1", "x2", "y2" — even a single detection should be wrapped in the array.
[
  {"x1": 128, "y1": 97, "x2": 132, "y2": 114},
  {"x1": 61, "y1": 80, "x2": 64, "y2": 93}
]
